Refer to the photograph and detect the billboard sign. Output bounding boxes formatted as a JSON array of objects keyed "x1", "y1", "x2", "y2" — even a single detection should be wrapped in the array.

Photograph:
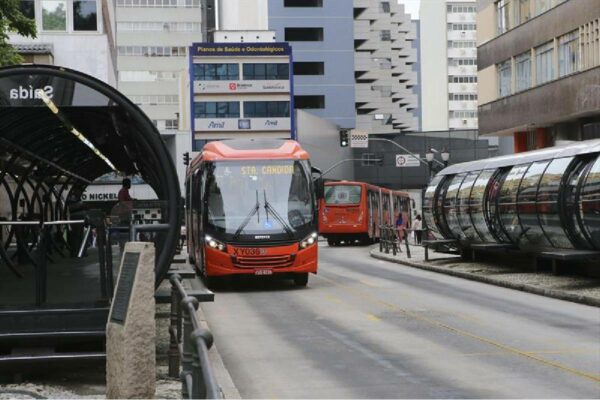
[{"x1": 395, "y1": 154, "x2": 420, "y2": 167}]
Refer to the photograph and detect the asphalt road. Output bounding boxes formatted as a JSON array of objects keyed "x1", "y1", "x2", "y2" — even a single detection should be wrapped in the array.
[{"x1": 200, "y1": 243, "x2": 600, "y2": 398}]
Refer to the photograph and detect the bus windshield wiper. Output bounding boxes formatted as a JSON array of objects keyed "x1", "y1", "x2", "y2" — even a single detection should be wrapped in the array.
[
  {"x1": 233, "y1": 190, "x2": 260, "y2": 239},
  {"x1": 263, "y1": 190, "x2": 294, "y2": 238}
]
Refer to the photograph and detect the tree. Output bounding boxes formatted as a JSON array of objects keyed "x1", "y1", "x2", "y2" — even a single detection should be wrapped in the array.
[{"x1": 0, "y1": 0, "x2": 37, "y2": 66}]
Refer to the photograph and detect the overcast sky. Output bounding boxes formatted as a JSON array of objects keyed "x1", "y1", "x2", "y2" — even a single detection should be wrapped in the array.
[{"x1": 399, "y1": 0, "x2": 421, "y2": 19}]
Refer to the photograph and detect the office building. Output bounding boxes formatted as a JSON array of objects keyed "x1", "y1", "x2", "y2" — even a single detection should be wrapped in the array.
[
  {"x1": 268, "y1": 0, "x2": 356, "y2": 130},
  {"x1": 477, "y1": 0, "x2": 600, "y2": 151},
  {"x1": 190, "y1": 42, "x2": 294, "y2": 147},
  {"x1": 420, "y1": 0, "x2": 478, "y2": 131},
  {"x1": 9, "y1": 0, "x2": 117, "y2": 84},
  {"x1": 354, "y1": 0, "x2": 419, "y2": 133}
]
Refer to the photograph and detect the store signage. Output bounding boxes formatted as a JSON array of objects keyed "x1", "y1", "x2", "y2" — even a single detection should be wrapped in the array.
[
  {"x1": 196, "y1": 118, "x2": 290, "y2": 132},
  {"x1": 194, "y1": 80, "x2": 289, "y2": 94},
  {"x1": 350, "y1": 130, "x2": 369, "y2": 148},
  {"x1": 9, "y1": 85, "x2": 54, "y2": 100},
  {"x1": 190, "y1": 42, "x2": 292, "y2": 57}
]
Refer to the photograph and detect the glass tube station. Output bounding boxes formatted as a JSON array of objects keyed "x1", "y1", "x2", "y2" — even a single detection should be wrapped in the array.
[{"x1": 423, "y1": 140, "x2": 600, "y2": 251}]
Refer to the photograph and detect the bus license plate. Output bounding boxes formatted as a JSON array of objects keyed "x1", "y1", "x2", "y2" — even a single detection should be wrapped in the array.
[{"x1": 255, "y1": 269, "x2": 273, "y2": 276}]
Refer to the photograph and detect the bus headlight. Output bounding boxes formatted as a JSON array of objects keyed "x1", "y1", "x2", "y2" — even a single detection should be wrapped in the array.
[
  {"x1": 300, "y1": 232, "x2": 318, "y2": 249},
  {"x1": 205, "y1": 235, "x2": 226, "y2": 252}
]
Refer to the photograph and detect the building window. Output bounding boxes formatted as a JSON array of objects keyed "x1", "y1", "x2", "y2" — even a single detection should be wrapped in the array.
[
  {"x1": 380, "y1": 2, "x2": 391, "y2": 13},
  {"x1": 450, "y1": 110, "x2": 478, "y2": 119},
  {"x1": 515, "y1": 52, "x2": 531, "y2": 92},
  {"x1": 242, "y1": 63, "x2": 289, "y2": 80},
  {"x1": 152, "y1": 119, "x2": 179, "y2": 130},
  {"x1": 117, "y1": 21, "x2": 201, "y2": 31},
  {"x1": 20, "y1": 0, "x2": 35, "y2": 19},
  {"x1": 558, "y1": 30, "x2": 579, "y2": 77},
  {"x1": 496, "y1": 0, "x2": 511, "y2": 35},
  {"x1": 130, "y1": 95, "x2": 178, "y2": 105},
  {"x1": 448, "y1": 23, "x2": 476, "y2": 31},
  {"x1": 535, "y1": 41, "x2": 554, "y2": 85},
  {"x1": 243, "y1": 101, "x2": 290, "y2": 118},
  {"x1": 447, "y1": 5, "x2": 477, "y2": 13},
  {"x1": 195, "y1": 102, "x2": 240, "y2": 118},
  {"x1": 42, "y1": 0, "x2": 67, "y2": 31},
  {"x1": 120, "y1": 71, "x2": 179, "y2": 82},
  {"x1": 117, "y1": 46, "x2": 187, "y2": 56},
  {"x1": 73, "y1": 0, "x2": 97, "y2": 31},
  {"x1": 116, "y1": 0, "x2": 200, "y2": 8},
  {"x1": 534, "y1": 0, "x2": 552, "y2": 16},
  {"x1": 293, "y1": 62, "x2": 324, "y2": 76},
  {"x1": 284, "y1": 0, "x2": 322, "y2": 6},
  {"x1": 448, "y1": 76, "x2": 478, "y2": 83},
  {"x1": 294, "y1": 95, "x2": 325, "y2": 109},
  {"x1": 448, "y1": 40, "x2": 477, "y2": 48},
  {"x1": 497, "y1": 59, "x2": 512, "y2": 97},
  {"x1": 450, "y1": 58, "x2": 477, "y2": 66},
  {"x1": 449, "y1": 93, "x2": 478, "y2": 101},
  {"x1": 194, "y1": 64, "x2": 239, "y2": 81},
  {"x1": 284, "y1": 27, "x2": 324, "y2": 42},
  {"x1": 372, "y1": 58, "x2": 392, "y2": 69},
  {"x1": 514, "y1": 0, "x2": 530, "y2": 25},
  {"x1": 380, "y1": 30, "x2": 391, "y2": 41}
]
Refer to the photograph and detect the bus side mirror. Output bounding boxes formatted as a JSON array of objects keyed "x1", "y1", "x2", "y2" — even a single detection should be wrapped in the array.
[
  {"x1": 314, "y1": 178, "x2": 325, "y2": 200},
  {"x1": 411, "y1": 199, "x2": 416, "y2": 209}
]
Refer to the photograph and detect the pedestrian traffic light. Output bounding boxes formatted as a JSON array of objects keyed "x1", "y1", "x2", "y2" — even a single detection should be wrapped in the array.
[
  {"x1": 183, "y1": 151, "x2": 190, "y2": 166},
  {"x1": 339, "y1": 130, "x2": 349, "y2": 147}
]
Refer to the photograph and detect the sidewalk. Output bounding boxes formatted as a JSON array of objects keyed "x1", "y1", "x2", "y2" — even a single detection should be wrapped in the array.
[{"x1": 370, "y1": 244, "x2": 600, "y2": 307}]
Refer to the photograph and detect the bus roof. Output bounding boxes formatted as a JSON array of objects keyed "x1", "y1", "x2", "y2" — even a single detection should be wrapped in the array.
[
  {"x1": 325, "y1": 180, "x2": 410, "y2": 196},
  {"x1": 192, "y1": 139, "x2": 309, "y2": 166}
]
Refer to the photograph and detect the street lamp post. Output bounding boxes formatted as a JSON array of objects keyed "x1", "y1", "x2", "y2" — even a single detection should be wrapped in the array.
[
  {"x1": 425, "y1": 149, "x2": 435, "y2": 183},
  {"x1": 441, "y1": 148, "x2": 450, "y2": 168}
]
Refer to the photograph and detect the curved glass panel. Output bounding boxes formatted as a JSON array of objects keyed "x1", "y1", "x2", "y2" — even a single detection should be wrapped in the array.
[
  {"x1": 423, "y1": 175, "x2": 444, "y2": 238},
  {"x1": 517, "y1": 160, "x2": 552, "y2": 249},
  {"x1": 537, "y1": 157, "x2": 580, "y2": 248},
  {"x1": 456, "y1": 171, "x2": 481, "y2": 240},
  {"x1": 559, "y1": 157, "x2": 591, "y2": 249},
  {"x1": 469, "y1": 169, "x2": 497, "y2": 242},
  {"x1": 498, "y1": 164, "x2": 530, "y2": 245},
  {"x1": 580, "y1": 155, "x2": 600, "y2": 250},
  {"x1": 443, "y1": 174, "x2": 467, "y2": 239}
]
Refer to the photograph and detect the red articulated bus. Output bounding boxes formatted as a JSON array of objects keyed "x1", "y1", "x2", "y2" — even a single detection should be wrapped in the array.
[
  {"x1": 319, "y1": 181, "x2": 413, "y2": 246},
  {"x1": 185, "y1": 139, "x2": 322, "y2": 287}
]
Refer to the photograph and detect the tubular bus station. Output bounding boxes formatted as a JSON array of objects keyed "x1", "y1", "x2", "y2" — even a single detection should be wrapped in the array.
[
  {"x1": 0, "y1": 65, "x2": 180, "y2": 368},
  {"x1": 423, "y1": 140, "x2": 600, "y2": 266}
]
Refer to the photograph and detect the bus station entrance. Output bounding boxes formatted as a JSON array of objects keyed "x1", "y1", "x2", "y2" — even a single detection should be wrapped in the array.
[{"x1": 0, "y1": 65, "x2": 180, "y2": 368}]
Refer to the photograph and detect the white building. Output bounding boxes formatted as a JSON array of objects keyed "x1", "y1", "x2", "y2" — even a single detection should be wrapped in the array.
[
  {"x1": 354, "y1": 0, "x2": 419, "y2": 134},
  {"x1": 420, "y1": 0, "x2": 478, "y2": 131},
  {"x1": 9, "y1": 0, "x2": 117, "y2": 85}
]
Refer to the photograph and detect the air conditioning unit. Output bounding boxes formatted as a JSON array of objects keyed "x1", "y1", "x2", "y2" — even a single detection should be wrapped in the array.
[{"x1": 462, "y1": 119, "x2": 468, "y2": 125}]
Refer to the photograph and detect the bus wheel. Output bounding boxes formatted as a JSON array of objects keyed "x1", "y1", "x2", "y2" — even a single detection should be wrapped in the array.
[{"x1": 293, "y1": 273, "x2": 309, "y2": 287}]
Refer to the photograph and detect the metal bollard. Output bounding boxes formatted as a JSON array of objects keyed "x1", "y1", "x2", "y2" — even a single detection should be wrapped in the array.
[
  {"x1": 168, "y1": 275, "x2": 182, "y2": 378},
  {"x1": 180, "y1": 296, "x2": 199, "y2": 399}
]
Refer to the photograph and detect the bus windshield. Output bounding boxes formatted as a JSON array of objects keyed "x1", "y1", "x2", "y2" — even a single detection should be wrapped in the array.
[
  {"x1": 324, "y1": 185, "x2": 362, "y2": 205},
  {"x1": 205, "y1": 160, "x2": 315, "y2": 240}
]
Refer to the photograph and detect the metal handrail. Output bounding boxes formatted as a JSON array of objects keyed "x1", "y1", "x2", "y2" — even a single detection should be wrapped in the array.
[{"x1": 169, "y1": 274, "x2": 221, "y2": 399}]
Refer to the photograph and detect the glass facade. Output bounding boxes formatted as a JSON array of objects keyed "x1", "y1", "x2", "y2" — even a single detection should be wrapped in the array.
[{"x1": 423, "y1": 151, "x2": 600, "y2": 251}]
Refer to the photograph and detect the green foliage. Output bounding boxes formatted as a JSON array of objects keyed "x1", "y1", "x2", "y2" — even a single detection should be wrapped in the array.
[
  {"x1": 0, "y1": 0, "x2": 37, "y2": 66},
  {"x1": 42, "y1": 2, "x2": 66, "y2": 31}
]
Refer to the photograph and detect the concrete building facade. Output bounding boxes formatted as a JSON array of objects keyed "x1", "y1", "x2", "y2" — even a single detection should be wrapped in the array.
[
  {"x1": 10, "y1": 0, "x2": 117, "y2": 84},
  {"x1": 477, "y1": 0, "x2": 600, "y2": 152},
  {"x1": 354, "y1": 0, "x2": 418, "y2": 133},
  {"x1": 267, "y1": 0, "x2": 356, "y2": 130},
  {"x1": 420, "y1": 0, "x2": 478, "y2": 131}
]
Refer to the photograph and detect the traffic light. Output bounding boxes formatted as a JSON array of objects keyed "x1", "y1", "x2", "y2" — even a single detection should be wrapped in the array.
[
  {"x1": 183, "y1": 151, "x2": 190, "y2": 166},
  {"x1": 339, "y1": 130, "x2": 349, "y2": 147}
]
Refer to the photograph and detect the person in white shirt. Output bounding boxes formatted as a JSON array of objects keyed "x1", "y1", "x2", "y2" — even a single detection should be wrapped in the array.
[{"x1": 411, "y1": 214, "x2": 423, "y2": 244}]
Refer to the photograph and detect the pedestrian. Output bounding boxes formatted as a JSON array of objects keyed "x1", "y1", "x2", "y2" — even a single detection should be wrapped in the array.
[
  {"x1": 395, "y1": 212, "x2": 404, "y2": 241},
  {"x1": 412, "y1": 214, "x2": 423, "y2": 244},
  {"x1": 118, "y1": 178, "x2": 133, "y2": 202}
]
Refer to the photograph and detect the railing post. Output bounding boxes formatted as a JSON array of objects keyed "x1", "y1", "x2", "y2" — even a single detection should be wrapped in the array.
[
  {"x1": 191, "y1": 328, "x2": 216, "y2": 399},
  {"x1": 404, "y1": 228, "x2": 411, "y2": 258},
  {"x1": 180, "y1": 295, "x2": 199, "y2": 399},
  {"x1": 105, "y1": 228, "x2": 114, "y2": 297},
  {"x1": 97, "y1": 225, "x2": 108, "y2": 301},
  {"x1": 169, "y1": 274, "x2": 182, "y2": 378}
]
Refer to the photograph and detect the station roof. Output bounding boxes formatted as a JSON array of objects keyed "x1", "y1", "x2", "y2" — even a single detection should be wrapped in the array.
[{"x1": 0, "y1": 65, "x2": 180, "y2": 284}]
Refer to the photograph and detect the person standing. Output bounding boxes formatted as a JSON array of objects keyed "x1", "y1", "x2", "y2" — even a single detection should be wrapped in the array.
[
  {"x1": 412, "y1": 214, "x2": 423, "y2": 244},
  {"x1": 118, "y1": 178, "x2": 133, "y2": 202},
  {"x1": 395, "y1": 213, "x2": 404, "y2": 241}
]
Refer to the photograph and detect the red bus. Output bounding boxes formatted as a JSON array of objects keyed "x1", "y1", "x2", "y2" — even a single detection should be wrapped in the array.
[
  {"x1": 185, "y1": 139, "x2": 322, "y2": 287},
  {"x1": 319, "y1": 181, "x2": 413, "y2": 246}
]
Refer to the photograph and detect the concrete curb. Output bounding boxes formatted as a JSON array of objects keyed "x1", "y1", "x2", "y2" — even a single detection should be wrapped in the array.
[{"x1": 370, "y1": 249, "x2": 600, "y2": 308}]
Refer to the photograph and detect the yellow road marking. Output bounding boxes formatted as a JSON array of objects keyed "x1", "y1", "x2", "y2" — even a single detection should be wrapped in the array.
[
  {"x1": 462, "y1": 348, "x2": 590, "y2": 357},
  {"x1": 367, "y1": 314, "x2": 381, "y2": 322},
  {"x1": 315, "y1": 273, "x2": 600, "y2": 384},
  {"x1": 359, "y1": 279, "x2": 378, "y2": 287}
]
